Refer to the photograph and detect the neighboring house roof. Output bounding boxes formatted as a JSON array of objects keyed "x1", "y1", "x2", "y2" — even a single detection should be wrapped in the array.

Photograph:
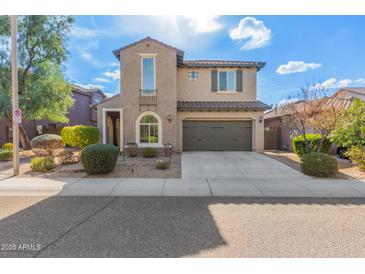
[
  {"x1": 177, "y1": 100, "x2": 271, "y2": 111},
  {"x1": 71, "y1": 84, "x2": 107, "y2": 99},
  {"x1": 334, "y1": 87, "x2": 365, "y2": 97},
  {"x1": 183, "y1": 60, "x2": 266, "y2": 71},
  {"x1": 90, "y1": 94, "x2": 120, "y2": 107},
  {"x1": 264, "y1": 97, "x2": 353, "y2": 120}
]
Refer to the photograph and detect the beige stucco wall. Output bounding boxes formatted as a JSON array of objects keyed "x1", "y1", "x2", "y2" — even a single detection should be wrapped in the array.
[
  {"x1": 96, "y1": 38, "x2": 264, "y2": 152},
  {"x1": 177, "y1": 67, "x2": 257, "y2": 101},
  {"x1": 177, "y1": 111, "x2": 265, "y2": 152},
  {"x1": 97, "y1": 39, "x2": 178, "y2": 148}
]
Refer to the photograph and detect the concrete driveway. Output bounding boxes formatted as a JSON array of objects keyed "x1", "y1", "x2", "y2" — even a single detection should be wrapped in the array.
[{"x1": 182, "y1": 151, "x2": 307, "y2": 179}]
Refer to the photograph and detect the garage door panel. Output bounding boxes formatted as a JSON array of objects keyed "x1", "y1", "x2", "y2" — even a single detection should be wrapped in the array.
[{"x1": 183, "y1": 121, "x2": 252, "y2": 151}]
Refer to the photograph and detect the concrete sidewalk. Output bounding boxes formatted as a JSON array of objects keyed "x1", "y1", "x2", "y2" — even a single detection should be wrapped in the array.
[{"x1": 0, "y1": 177, "x2": 365, "y2": 197}]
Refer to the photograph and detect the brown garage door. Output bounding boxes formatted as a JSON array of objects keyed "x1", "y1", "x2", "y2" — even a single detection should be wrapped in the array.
[{"x1": 183, "y1": 121, "x2": 252, "y2": 151}]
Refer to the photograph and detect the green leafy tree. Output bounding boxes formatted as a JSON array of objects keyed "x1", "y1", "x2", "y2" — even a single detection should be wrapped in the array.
[
  {"x1": 0, "y1": 16, "x2": 74, "y2": 148},
  {"x1": 330, "y1": 98, "x2": 365, "y2": 148}
]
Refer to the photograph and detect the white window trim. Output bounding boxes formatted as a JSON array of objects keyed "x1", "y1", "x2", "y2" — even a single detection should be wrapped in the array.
[
  {"x1": 102, "y1": 108, "x2": 123, "y2": 152},
  {"x1": 135, "y1": 111, "x2": 163, "y2": 147},
  {"x1": 140, "y1": 54, "x2": 157, "y2": 96},
  {"x1": 218, "y1": 69, "x2": 236, "y2": 93}
]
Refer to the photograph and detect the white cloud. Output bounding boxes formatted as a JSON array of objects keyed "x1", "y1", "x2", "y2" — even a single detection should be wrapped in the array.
[
  {"x1": 74, "y1": 83, "x2": 104, "y2": 90},
  {"x1": 184, "y1": 15, "x2": 223, "y2": 33},
  {"x1": 78, "y1": 48, "x2": 119, "y2": 69},
  {"x1": 70, "y1": 26, "x2": 105, "y2": 38},
  {"x1": 276, "y1": 98, "x2": 299, "y2": 106},
  {"x1": 80, "y1": 51, "x2": 93, "y2": 61},
  {"x1": 338, "y1": 79, "x2": 352, "y2": 87},
  {"x1": 276, "y1": 61, "x2": 321, "y2": 75},
  {"x1": 103, "y1": 69, "x2": 120, "y2": 81},
  {"x1": 113, "y1": 16, "x2": 221, "y2": 50},
  {"x1": 313, "y1": 78, "x2": 360, "y2": 89},
  {"x1": 94, "y1": 77, "x2": 112, "y2": 83},
  {"x1": 109, "y1": 61, "x2": 120, "y2": 67},
  {"x1": 355, "y1": 78, "x2": 365, "y2": 84},
  {"x1": 104, "y1": 92, "x2": 119, "y2": 98},
  {"x1": 229, "y1": 17, "x2": 271, "y2": 50}
]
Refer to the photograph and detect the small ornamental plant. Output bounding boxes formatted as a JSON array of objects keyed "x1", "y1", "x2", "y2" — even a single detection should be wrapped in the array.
[
  {"x1": 0, "y1": 150, "x2": 13, "y2": 161},
  {"x1": 155, "y1": 159, "x2": 169, "y2": 169},
  {"x1": 2, "y1": 143, "x2": 14, "y2": 151},
  {"x1": 143, "y1": 147, "x2": 157, "y2": 158},
  {"x1": 31, "y1": 156, "x2": 56, "y2": 172}
]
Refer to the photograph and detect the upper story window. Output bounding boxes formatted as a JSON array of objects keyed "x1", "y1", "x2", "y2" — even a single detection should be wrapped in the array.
[
  {"x1": 141, "y1": 55, "x2": 156, "y2": 96},
  {"x1": 218, "y1": 70, "x2": 235, "y2": 93},
  {"x1": 188, "y1": 70, "x2": 199, "y2": 81}
]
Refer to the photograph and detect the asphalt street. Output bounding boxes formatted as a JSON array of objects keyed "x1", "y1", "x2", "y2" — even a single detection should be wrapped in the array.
[{"x1": 1, "y1": 196, "x2": 365, "y2": 257}]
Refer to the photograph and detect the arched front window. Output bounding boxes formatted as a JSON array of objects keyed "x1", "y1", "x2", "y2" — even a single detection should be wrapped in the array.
[{"x1": 139, "y1": 115, "x2": 159, "y2": 143}]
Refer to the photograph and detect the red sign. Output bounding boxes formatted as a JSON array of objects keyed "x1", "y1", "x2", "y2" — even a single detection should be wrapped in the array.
[{"x1": 13, "y1": 108, "x2": 22, "y2": 124}]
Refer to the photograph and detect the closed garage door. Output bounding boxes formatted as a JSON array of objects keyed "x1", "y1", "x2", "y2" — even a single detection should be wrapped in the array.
[{"x1": 183, "y1": 121, "x2": 252, "y2": 151}]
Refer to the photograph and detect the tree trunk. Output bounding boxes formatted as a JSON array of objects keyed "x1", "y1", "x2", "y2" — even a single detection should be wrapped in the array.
[{"x1": 19, "y1": 125, "x2": 31, "y2": 150}]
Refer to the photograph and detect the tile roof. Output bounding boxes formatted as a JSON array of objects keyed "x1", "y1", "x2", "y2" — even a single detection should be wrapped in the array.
[
  {"x1": 183, "y1": 60, "x2": 266, "y2": 71},
  {"x1": 264, "y1": 97, "x2": 353, "y2": 120},
  {"x1": 177, "y1": 100, "x2": 271, "y2": 111},
  {"x1": 112, "y1": 36, "x2": 184, "y2": 58},
  {"x1": 335, "y1": 87, "x2": 365, "y2": 96}
]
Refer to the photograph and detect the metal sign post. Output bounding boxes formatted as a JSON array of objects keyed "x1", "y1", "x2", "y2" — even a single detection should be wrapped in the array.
[{"x1": 11, "y1": 15, "x2": 19, "y2": 176}]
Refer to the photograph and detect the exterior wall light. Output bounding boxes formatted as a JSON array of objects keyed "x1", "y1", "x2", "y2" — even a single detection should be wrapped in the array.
[
  {"x1": 259, "y1": 116, "x2": 263, "y2": 123},
  {"x1": 167, "y1": 114, "x2": 172, "y2": 122}
]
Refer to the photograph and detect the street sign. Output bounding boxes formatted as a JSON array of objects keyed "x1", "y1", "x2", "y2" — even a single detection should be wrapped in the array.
[{"x1": 13, "y1": 108, "x2": 21, "y2": 124}]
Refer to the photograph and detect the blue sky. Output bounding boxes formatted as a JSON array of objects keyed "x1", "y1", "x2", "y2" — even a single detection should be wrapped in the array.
[{"x1": 65, "y1": 15, "x2": 365, "y2": 105}]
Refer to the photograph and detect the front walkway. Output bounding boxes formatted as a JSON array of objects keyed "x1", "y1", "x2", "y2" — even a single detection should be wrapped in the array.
[{"x1": 1, "y1": 177, "x2": 365, "y2": 197}]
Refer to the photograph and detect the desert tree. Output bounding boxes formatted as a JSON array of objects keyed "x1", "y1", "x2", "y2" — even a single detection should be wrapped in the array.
[
  {"x1": 280, "y1": 83, "x2": 345, "y2": 154},
  {"x1": 0, "y1": 16, "x2": 75, "y2": 148}
]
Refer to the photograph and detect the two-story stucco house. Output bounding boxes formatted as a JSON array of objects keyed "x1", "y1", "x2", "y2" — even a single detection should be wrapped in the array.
[{"x1": 95, "y1": 37, "x2": 270, "y2": 152}]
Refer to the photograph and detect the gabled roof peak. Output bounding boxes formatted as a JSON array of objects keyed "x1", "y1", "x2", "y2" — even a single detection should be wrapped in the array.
[{"x1": 112, "y1": 36, "x2": 184, "y2": 58}]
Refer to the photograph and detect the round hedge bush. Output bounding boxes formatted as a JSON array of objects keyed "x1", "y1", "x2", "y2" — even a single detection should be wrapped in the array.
[
  {"x1": 81, "y1": 144, "x2": 119, "y2": 175},
  {"x1": 143, "y1": 147, "x2": 157, "y2": 158},
  {"x1": 0, "y1": 150, "x2": 13, "y2": 161},
  {"x1": 31, "y1": 156, "x2": 55, "y2": 172},
  {"x1": 30, "y1": 134, "x2": 63, "y2": 155},
  {"x1": 292, "y1": 134, "x2": 332, "y2": 157},
  {"x1": 61, "y1": 125, "x2": 99, "y2": 149},
  {"x1": 300, "y1": 152, "x2": 338, "y2": 177},
  {"x1": 2, "y1": 143, "x2": 13, "y2": 151}
]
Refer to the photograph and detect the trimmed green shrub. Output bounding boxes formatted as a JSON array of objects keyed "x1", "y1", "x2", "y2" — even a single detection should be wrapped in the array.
[
  {"x1": 292, "y1": 134, "x2": 332, "y2": 157},
  {"x1": 346, "y1": 146, "x2": 365, "y2": 171},
  {"x1": 31, "y1": 156, "x2": 55, "y2": 172},
  {"x1": 143, "y1": 147, "x2": 157, "y2": 158},
  {"x1": 61, "y1": 125, "x2": 99, "y2": 149},
  {"x1": 0, "y1": 150, "x2": 13, "y2": 161},
  {"x1": 2, "y1": 143, "x2": 13, "y2": 151},
  {"x1": 81, "y1": 144, "x2": 119, "y2": 175},
  {"x1": 30, "y1": 134, "x2": 63, "y2": 155},
  {"x1": 300, "y1": 152, "x2": 338, "y2": 177},
  {"x1": 155, "y1": 159, "x2": 169, "y2": 169}
]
